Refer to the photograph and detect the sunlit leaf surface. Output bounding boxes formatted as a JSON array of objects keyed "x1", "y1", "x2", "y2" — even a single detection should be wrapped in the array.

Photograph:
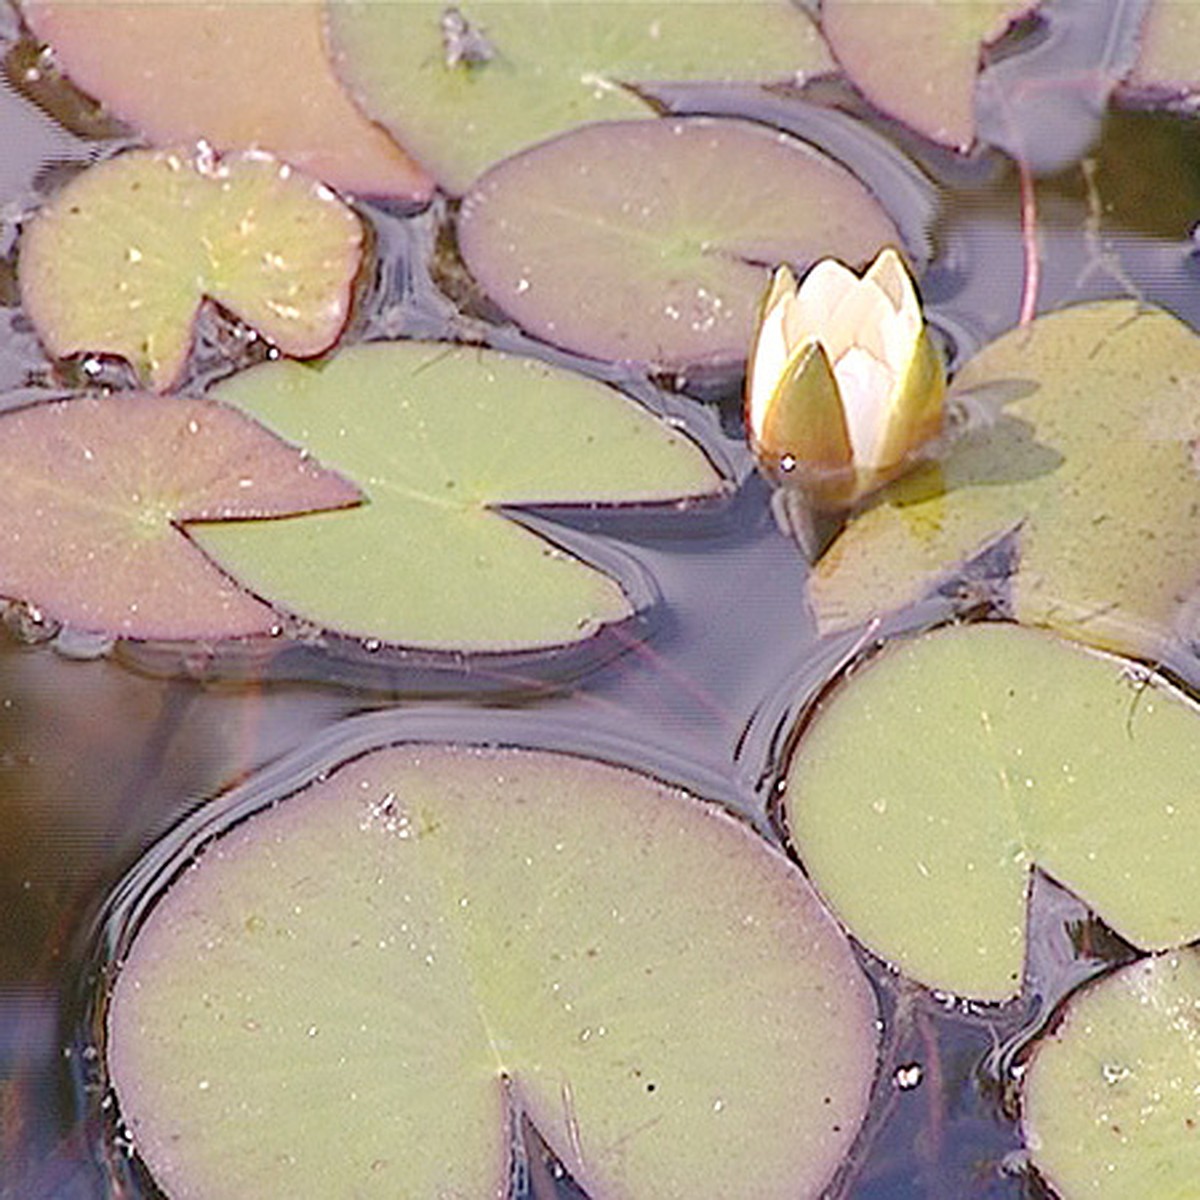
[
  {"x1": 109, "y1": 744, "x2": 878, "y2": 1200},
  {"x1": 811, "y1": 300, "x2": 1200, "y2": 660},
  {"x1": 326, "y1": 0, "x2": 830, "y2": 193},
  {"x1": 19, "y1": 148, "x2": 363, "y2": 390},
  {"x1": 0, "y1": 394, "x2": 360, "y2": 639},
  {"x1": 458, "y1": 117, "x2": 901, "y2": 370},
  {"x1": 822, "y1": 0, "x2": 1035, "y2": 149},
  {"x1": 784, "y1": 623, "x2": 1200, "y2": 1001},
  {"x1": 1024, "y1": 949, "x2": 1200, "y2": 1198},
  {"x1": 20, "y1": 0, "x2": 430, "y2": 198},
  {"x1": 194, "y1": 343, "x2": 724, "y2": 650}
]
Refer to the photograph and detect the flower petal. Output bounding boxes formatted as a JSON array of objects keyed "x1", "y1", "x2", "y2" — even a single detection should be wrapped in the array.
[
  {"x1": 746, "y1": 268, "x2": 797, "y2": 441},
  {"x1": 790, "y1": 258, "x2": 860, "y2": 350},
  {"x1": 869, "y1": 325, "x2": 946, "y2": 471},
  {"x1": 752, "y1": 338, "x2": 854, "y2": 487}
]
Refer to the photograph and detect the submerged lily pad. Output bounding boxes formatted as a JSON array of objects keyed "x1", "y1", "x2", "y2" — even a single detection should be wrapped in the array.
[
  {"x1": 821, "y1": 0, "x2": 1035, "y2": 150},
  {"x1": 194, "y1": 343, "x2": 724, "y2": 650},
  {"x1": 326, "y1": 0, "x2": 830, "y2": 194},
  {"x1": 1126, "y1": 0, "x2": 1200, "y2": 93},
  {"x1": 458, "y1": 117, "x2": 902, "y2": 370},
  {"x1": 19, "y1": 148, "x2": 363, "y2": 391},
  {"x1": 811, "y1": 300, "x2": 1200, "y2": 661},
  {"x1": 783, "y1": 623, "x2": 1200, "y2": 1001},
  {"x1": 20, "y1": 0, "x2": 430, "y2": 198},
  {"x1": 1023, "y1": 949, "x2": 1200, "y2": 1198},
  {"x1": 0, "y1": 393, "x2": 359, "y2": 640},
  {"x1": 108, "y1": 744, "x2": 878, "y2": 1200}
]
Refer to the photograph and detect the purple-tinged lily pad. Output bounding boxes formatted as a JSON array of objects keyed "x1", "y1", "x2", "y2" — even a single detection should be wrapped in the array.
[
  {"x1": 0, "y1": 393, "x2": 360, "y2": 640},
  {"x1": 1023, "y1": 949, "x2": 1200, "y2": 1198},
  {"x1": 19, "y1": 148, "x2": 364, "y2": 391},
  {"x1": 326, "y1": 0, "x2": 831, "y2": 194},
  {"x1": 458, "y1": 117, "x2": 902, "y2": 371},
  {"x1": 107, "y1": 744, "x2": 878, "y2": 1200},
  {"x1": 19, "y1": 0, "x2": 431, "y2": 199},
  {"x1": 822, "y1": 0, "x2": 1036, "y2": 150}
]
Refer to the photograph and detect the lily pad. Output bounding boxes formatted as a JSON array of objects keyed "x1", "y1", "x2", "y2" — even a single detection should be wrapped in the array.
[
  {"x1": 821, "y1": 0, "x2": 1035, "y2": 150},
  {"x1": 19, "y1": 148, "x2": 364, "y2": 391},
  {"x1": 783, "y1": 622, "x2": 1200, "y2": 1001},
  {"x1": 107, "y1": 743, "x2": 878, "y2": 1200},
  {"x1": 1125, "y1": 0, "x2": 1200, "y2": 92},
  {"x1": 193, "y1": 343, "x2": 724, "y2": 651},
  {"x1": 326, "y1": 0, "x2": 831, "y2": 194},
  {"x1": 19, "y1": 0, "x2": 430, "y2": 198},
  {"x1": 1023, "y1": 949, "x2": 1200, "y2": 1199},
  {"x1": 811, "y1": 300, "x2": 1200, "y2": 661},
  {"x1": 457, "y1": 117, "x2": 903, "y2": 370},
  {"x1": 0, "y1": 393, "x2": 359, "y2": 640}
]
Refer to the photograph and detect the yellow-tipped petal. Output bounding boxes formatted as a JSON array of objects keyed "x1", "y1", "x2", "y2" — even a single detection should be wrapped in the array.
[
  {"x1": 746, "y1": 270, "x2": 796, "y2": 438},
  {"x1": 750, "y1": 338, "x2": 854, "y2": 490},
  {"x1": 869, "y1": 324, "x2": 946, "y2": 472},
  {"x1": 863, "y1": 247, "x2": 915, "y2": 314}
]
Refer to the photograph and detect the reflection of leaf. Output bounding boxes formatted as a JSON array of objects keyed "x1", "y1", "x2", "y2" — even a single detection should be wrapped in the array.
[
  {"x1": 822, "y1": 0, "x2": 1035, "y2": 150},
  {"x1": 109, "y1": 744, "x2": 878, "y2": 1200},
  {"x1": 811, "y1": 301, "x2": 1200, "y2": 660},
  {"x1": 194, "y1": 343, "x2": 724, "y2": 651},
  {"x1": 0, "y1": 394, "x2": 360, "y2": 639},
  {"x1": 1023, "y1": 949, "x2": 1200, "y2": 1198},
  {"x1": 20, "y1": 0, "x2": 429, "y2": 198},
  {"x1": 784, "y1": 623, "x2": 1200, "y2": 1001},
  {"x1": 458, "y1": 117, "x2": 902, "y2": 370},
  {"x1": 19, "y1": 149, "x2": 364, "y2": 391},
  {"x1": 326, "y1": 0, "x2": 830, "y2": 193}
]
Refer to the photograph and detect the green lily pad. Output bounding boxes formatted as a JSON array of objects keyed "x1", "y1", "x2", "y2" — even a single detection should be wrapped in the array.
[
  {"x1": 1023, "y1": 948, "x2": 1200, "y2": 1198},
  {"x1": 193, "y1": 343, "x2": 724, "y2": 651},
  {"x1": 107, "y1": 743, "x2": 878, "y2": 1200},
  {"x1": 19, "y1": 148, "x2": 364, "y2": 391},
  {"x1": 457, "y1": 117, "x2": 902, "y2": 370},
  {"x1": 325, "y1": 0, "x2": 831, "y2": 194},
  {"x1": 20, "y1": 0, "x2": 430, "y2": 198},
  {"x1": 821, "y1": 0, "x2": 1036, "y2": 150},
  {"x1": 811, "y1": 300, "x2": 1200, "y2": 661},
  {"x1": 783, "y1": 622, "x2": 1200, "y2": 1002},
  {"x1": 0, "y1": 393, "x2": 359, "y2": 640}
]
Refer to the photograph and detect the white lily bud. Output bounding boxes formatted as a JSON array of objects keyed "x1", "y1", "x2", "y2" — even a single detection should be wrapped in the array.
[{"x1": 745, "y1": 247, "x2": 946, "y2": 511}]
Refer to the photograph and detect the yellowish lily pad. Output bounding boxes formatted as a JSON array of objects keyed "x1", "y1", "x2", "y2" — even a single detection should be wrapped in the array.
[
  {"x1": 811, "y1": 300, "x2": 1200, "y2": 661},
  {"x1": 0, "y1": 393, "x2": 360, "y2": 640},
  {"x1": 822, "y1": 0, "x2": 1036, "y2": 150},
  {"x1": 1023, "y1": 949, "x2": 1200, "y2": 1198},
  {"x1": 783, "y1": 623, "x2": 1200, "y2": 1002},
  {"x1": 19, "y1": 148, "x2": 364, "y2": 391},
  {"x1": 194, "y1": 343, "x2": 725, "y2": 651},
  {"x1": 20, "y1": 0, "x2": 430, "y2": 198},
  {"x1": 458, "y1": 118, "x2": 902, "y2": 370},
  {"x1": 108, "y1": 744, "x2": 879, "y2": 1200},
  {"x1": 326, "y1": 0, "x2": 831, "y2": 194}
]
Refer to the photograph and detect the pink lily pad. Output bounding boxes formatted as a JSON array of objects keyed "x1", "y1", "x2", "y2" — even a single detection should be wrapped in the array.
[
  {"x1": 457, "y1": 117, "x2": 901, "y2": 370},
  {"x1": 19, "y1": 0, "x2": 431, "y2": 199},
  {"x1": 822, "y1": 0, "x2": 1036, "y2": 150},
  {"x1": 0, "y1": 393, "x2": 361, "y2": 639},
  {"x1": 19, "y1": 148, "x2": 364, "y2": 391}
]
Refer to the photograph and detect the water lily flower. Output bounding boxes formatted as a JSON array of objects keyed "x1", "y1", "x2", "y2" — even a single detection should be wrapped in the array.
[{"x1": 745, "y1": 247, "x2": 946, "y2": 511}]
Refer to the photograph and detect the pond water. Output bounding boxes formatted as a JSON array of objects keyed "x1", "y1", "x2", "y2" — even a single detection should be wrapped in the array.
[{"x1": 2, "y1": 2, "x2": 1199, "y2": 1198}]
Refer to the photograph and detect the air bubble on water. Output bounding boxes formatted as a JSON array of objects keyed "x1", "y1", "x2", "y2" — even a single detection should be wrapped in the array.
[{"x1": 894, "y1": 1063, "x2": 922, "y2": 1090}]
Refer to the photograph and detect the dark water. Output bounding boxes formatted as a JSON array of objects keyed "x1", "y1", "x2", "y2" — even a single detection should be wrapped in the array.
[{"x1": 1, "y1": 2, "x2": 1197, "y2": 1197}]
